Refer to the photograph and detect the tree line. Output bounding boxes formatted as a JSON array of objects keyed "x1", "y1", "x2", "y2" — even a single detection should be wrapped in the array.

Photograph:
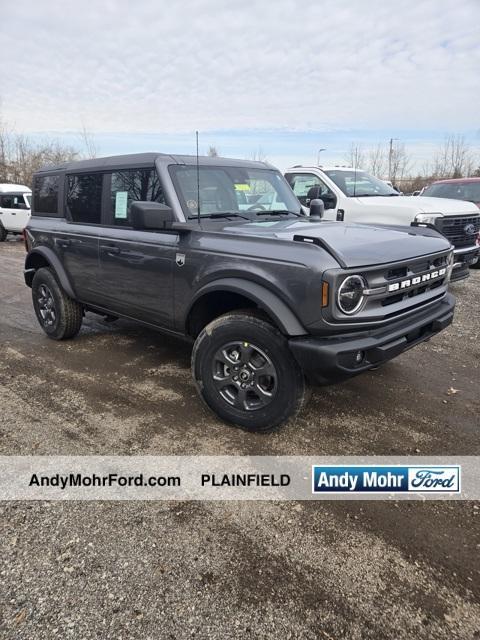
[
  {"x1": 344, "y1": 135, "x2": 480, "y2": 193},
  {"x1": 0, "y1": 117, "x2": 96, "y2": 187},
  {"x1": 2, "y1": 121, "x2": 478, "y2": 194}
]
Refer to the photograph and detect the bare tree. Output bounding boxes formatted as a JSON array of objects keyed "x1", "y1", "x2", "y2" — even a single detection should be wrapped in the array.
[
  {"x1": 207, "y1": 145, "x2": 219, "y2": 157},
  {"x1": 0, "y1": 114, "x2": 79, "y2": 186},
  {"x1": 344, "y1": 143, "x2": 365, "y2": 168},
  {"x1": 432, "y1": 135, "x2": 474, "y2": 178},
  {"x1": 389, "y1": 142, "x2": 411, "y2": 186},
  {"x1": 78, "y1": 124, "x2": 97, "y2": 159},
  {"x1": 250, "y1": 147, "x2": 268, "y2": 162},
  {"x1": 366, "y1": 143, "x2": 388, "y2": 178}
]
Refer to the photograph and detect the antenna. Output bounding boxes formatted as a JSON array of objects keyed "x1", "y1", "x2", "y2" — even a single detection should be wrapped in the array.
[
  {"x1": 196, "y1": 130, "x2": 201, "y2": 224},
  {"x1": 353, "y1": 149, "x2": 357, "y2": 198}
]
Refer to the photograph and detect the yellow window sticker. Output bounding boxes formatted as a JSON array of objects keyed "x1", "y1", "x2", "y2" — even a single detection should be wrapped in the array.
[{"x1": 234, "y1": 184, "x2": 251, "y2": 191}]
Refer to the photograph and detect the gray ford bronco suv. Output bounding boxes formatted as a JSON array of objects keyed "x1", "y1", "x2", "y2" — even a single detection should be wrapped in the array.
[{"x1": 25, "y1": 153, "x2": 455, "y2": 431}]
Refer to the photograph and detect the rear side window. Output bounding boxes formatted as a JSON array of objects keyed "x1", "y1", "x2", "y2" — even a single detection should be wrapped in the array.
[
  {"x1": 0, "y1": 194, "x2": 28, "y2": 209},
  {"x1": 67, "y1": 173, "x2": 103, "y2": 224},
  {"x1": 109, "y1": 168, "x2": 165, "y2": 226},
  {"x1": 33, "y1": 175, "x2": 59, "y2": 214}
]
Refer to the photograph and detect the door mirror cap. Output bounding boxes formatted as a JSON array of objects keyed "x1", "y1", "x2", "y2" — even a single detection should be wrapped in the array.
[
  {"x1": 130, "y1": 201, "x2": 174, "y2": 230},
  {"x1": 309, "y1": 199, "x2": 325, "y2": 220}
]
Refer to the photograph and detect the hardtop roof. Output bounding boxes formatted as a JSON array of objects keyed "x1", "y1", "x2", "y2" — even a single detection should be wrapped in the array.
[
  {"x1": 0, "y1": 183, "x2": 31, "y2": 193},
  {"x1": 35, "y1": 152, "x2": 273, "y2": 174}
]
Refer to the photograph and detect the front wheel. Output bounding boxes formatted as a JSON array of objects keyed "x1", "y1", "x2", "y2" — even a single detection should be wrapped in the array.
[
  {"x1": 32, "y1": 267, "x2": 83, "y2": 340},
  {"x1": 0, "y1": 223, "x2": 7, "y2": 242},
  {"x1": 192, "y1": 311, "x2": 307, "y2": 431}
]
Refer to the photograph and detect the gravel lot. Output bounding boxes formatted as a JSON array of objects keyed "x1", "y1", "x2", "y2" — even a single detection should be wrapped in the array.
[{"x1": 1, "y1": 238, "x2": 479, "y2": 639}]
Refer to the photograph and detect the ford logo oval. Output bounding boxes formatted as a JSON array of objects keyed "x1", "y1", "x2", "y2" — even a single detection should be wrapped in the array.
[{"x1": 464, "y1": 223, "x2": 476, "y2": 235}]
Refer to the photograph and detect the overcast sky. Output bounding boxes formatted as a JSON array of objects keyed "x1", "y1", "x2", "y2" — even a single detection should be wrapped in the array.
[{"x1": 2, "y1": 0, "x2": 480, "y2": 169}]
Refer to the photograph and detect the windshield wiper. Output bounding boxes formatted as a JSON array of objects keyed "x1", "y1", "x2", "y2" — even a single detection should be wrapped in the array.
[
  {"x1": 188, "y1": 212, "x2": 250, "y2": 220},
  {"x1": 255, "y1": 210, "x2": 302, "y2": 217}
]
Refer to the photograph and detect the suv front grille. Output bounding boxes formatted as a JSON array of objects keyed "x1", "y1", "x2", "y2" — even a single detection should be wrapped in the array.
[
  {"x1": 437, "y1": 215, "x2": 480, "y2": 248},
  {"x1": 325, "y1": 249, "x2": 452, "y2": 325}
]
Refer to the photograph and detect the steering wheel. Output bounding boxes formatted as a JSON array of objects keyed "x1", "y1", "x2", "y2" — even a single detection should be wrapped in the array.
[{"x1": 247, "y1": 204, "x2": 267, "y2": 211}]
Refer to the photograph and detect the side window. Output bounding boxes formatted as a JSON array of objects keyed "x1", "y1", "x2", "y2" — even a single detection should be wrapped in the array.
[
  {"x1": 33, "y1": 175, "x2": 59, "y2": 214},
  {"x1": 286, "y1": 173, "x2": 330, "y2": 206},
  {"x1": 67, "y1": 173, "x2": 103, "y2": 224},
  {"x1": 1, "y1": 195, "x2": 14, "y2": 208},
  {"x1": 110, "y1": 168, "x2": 165, "y2": 226}
]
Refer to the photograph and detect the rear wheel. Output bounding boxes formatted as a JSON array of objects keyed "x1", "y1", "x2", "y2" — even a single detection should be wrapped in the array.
[
  {"x1": 192, "y1": 311, "x2": 307, "y2": 431},
  {"x1": 0, "y1": 223, "x2": 7, "y2": 242},
  {"x1": 32, "y1": 267, "x2": 83, "y2": 340}
]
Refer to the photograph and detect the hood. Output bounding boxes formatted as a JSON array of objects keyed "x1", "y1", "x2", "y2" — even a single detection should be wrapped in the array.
[
  {"x1": 222, "y1": 218, "x2": 452, "y2": 268},
  {"x1": 355, "y1": 195, "x2": 479, "y2": 215}
]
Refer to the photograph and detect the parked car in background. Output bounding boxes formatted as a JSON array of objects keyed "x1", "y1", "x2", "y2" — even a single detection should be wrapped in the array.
[
  {"x1": 421, "y1": 178, "x2": 480, "y2": 209},
  {"x1": 420, "y1": 178, "x2": 480, "y2": 269},
  {"x1": 0, "y1": 184, "x2": 32, "y2": 241},
  {"x1": 284, "y1": 166, "x2": 480, "y2": 280}
]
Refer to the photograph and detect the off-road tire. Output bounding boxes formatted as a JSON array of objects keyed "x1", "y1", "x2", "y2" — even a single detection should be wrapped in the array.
[
  {"x1": 0, "y1": 223, "x2": 7, "y2": 242},
  {"x1": 32, "y1": 267, "x2": 83, "y2": 340},
  {"x1": 192, "y1": 310, "x2": 308, "y2": 431}
]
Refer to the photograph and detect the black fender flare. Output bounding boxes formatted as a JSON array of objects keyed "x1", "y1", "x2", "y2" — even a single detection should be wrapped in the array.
[
  {"x1": 187, "y1": 278, "x2": 307, "y2": 337},
  {"x1": 24, "y1": 247, "x2": 76, "y2": 299}
]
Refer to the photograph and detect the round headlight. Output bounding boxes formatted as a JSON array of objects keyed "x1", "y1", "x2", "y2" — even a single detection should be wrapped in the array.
[{"x1": 337, "y1": 275, "x2": 366, "y2": 315}]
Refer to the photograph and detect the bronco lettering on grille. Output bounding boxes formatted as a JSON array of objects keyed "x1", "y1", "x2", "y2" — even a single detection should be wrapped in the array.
[{"x1": 387, "y1": 267, "x2": 447, "y2": 292}]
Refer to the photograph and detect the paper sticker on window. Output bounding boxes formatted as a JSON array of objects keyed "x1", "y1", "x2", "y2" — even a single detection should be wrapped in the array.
[
  {"x1": 234, "y1": 184, "x2": 250, "y2": 191},
  {"x1": 115, "y1": 191, "x2": 128, "y2": 218}
]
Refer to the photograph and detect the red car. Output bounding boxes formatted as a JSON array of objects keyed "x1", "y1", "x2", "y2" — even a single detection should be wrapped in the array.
[{"x1": 422, "y1": 177, "x2": 480, "y2": 208}]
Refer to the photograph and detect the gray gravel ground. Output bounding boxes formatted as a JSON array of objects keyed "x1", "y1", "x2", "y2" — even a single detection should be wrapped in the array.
[{"x1": 0, "y1": 239, "x2": 479, "y2": 639}]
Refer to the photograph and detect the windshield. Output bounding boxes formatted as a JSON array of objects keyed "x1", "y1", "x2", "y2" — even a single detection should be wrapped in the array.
[
  {"x1": 324, "y1": 169, "x2": 398, "y2": 197},
  {"x1": 169, "y1": 166, "x2": 302, "y2": 218},
  {"x1": 422, "y1": 182, "x2": 480, "y2": 203}
]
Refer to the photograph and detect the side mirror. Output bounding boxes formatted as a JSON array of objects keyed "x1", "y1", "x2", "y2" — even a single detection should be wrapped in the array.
[
  {"x1": 309, "y1": 199, "x2": 325, "y2": 220},
  {"x1": 130, "y1": 201, "x2": 174, "y2": 230},
  {"x1": 320, "y1": 193, "x2": 336, "y2": 209}
]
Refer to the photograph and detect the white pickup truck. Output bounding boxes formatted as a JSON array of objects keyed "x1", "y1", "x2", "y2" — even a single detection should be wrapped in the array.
[
  {"x1": 0, "y1": 184, "x2": 32, "y2": 241},
  {"x1": 284, "y1": 166, "x2": 480, "y2": 281}
]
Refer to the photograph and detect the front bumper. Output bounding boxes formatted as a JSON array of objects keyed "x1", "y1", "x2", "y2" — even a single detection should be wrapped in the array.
[
  {"x1": 450, "y1": 245, "x2": 479, "y2": 282},
  {"x1": 289, "y1": 293, "x2": 455, "y2": 385}
]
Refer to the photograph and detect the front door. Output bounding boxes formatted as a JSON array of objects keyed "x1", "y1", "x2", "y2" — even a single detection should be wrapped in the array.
[
  {"x1": 285, "y1": 172, "x2": 338, "y2": 220},
  {"x1": 96, "y1": 168, "x2": 177, "y2": 328}
]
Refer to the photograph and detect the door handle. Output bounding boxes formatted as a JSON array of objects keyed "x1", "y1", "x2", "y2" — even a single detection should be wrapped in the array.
[
  {"x1": 100, "y1": 244, "x2": 121, "y2": 255},
  {"x1": 58, "y1": 239, "x2": 71, "y2": 248}
]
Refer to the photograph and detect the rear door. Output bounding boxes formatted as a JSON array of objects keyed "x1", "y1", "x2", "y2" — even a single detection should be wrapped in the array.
[
  {"x1": 0, "y1": 193, "x2": 30, "y2": 231},
  {"x1": 61, "y1": 172, "x2": 104, "y2": 303},
  {"x1": 96, "y1": 167, "x2": 177, "y2": 328}
]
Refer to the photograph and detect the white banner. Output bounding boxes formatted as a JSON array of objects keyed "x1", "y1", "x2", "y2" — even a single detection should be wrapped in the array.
[{"x1": 0, "y1": 456, "x2": 479, "y2": 500}]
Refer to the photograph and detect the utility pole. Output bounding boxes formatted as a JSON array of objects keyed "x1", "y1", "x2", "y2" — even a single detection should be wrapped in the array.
[
  {"x1": 388, "y1": 138, "x2": 399, "y2": 182},
  {"x1": 317, "y1": 148, "x2": 326, "y2": 166}
]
